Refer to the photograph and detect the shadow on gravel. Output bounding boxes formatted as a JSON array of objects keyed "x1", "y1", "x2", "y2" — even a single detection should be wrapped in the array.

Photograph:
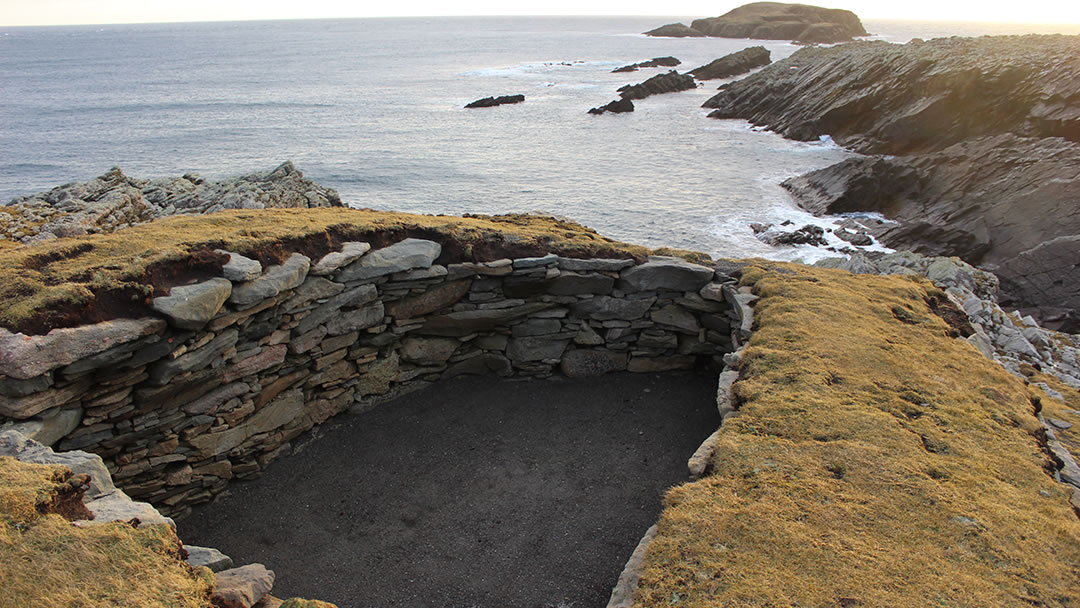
[{"x1": 180, "y1": 371, "x2": 720, "y2": 608}]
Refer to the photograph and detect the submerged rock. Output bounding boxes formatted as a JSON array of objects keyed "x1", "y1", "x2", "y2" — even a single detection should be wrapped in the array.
[
  {"x1": 689, "y1": 2, "x2": 866, "y2": 43},
  {"x1": 689, "y1": 46, "x2": 771, "y2": 81},
  {"x1": 612, "y1": 57, "x2": 681, "y2": 73}
]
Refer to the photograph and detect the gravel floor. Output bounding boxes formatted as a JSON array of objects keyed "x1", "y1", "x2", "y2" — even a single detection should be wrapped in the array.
[{"x1": 180, "y1": 371, "x2": 719, "y2": 608}]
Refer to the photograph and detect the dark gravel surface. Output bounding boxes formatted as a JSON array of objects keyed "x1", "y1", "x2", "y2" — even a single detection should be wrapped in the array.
[{"x1": 180, "y1": 371, "x2": 719, "y2": 608}]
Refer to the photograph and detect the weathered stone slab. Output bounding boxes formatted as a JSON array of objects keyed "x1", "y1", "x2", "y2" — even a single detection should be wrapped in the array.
[
  {"x1": 513, "y1": 253, "x2": 558, "y2": 268},
  {"x1": 84, "y1": 489, "x2": 175, "y2": 528},
  {"x1": 512, "y1": 319, "x2": 563, "y2": 337},
  {"x1": 282, "y1": 277, "x2": 345, "y2": 312},
  {"x1": 400, "y1": 337, "x2": 459, "y2": 365},
  {"x1": 505, "y1": 272, "x2": 615, "y2": 297},
  {"x1": 184, "y1": 545, "x2": 234, "y2": 573},
  {"x1": 1, "y1": 406, "x2": 83, "y2": 447},
  {"x1": 0, "y1": 318, "x2": 165, "y2": 380},
  {"x1": 716, "y1": 369, "x2": 739, "y2": 416},
  {"x1": 392, "y1": 265, "x2": 447, "y2": 281},
  {"x1": 619, "y1": 256, "x2": 714, "y2": 292},
  {"x1": 651, "y1": 304, "x2": 701, "y2": 333},
  {"x1": 151, "y1": 278, "x2": 232, "y2": 330},
  {"x1": 0, "y1": 374, "x2": 53, "y2": 398},
  {"x1": 507, "y1": 336, "x2": 570, "y2": 362},
  {"x1": 699, "y1": 282, "x2": 726, "y2": 302},
  {"x1": 606, "y1": 524, "x2": 658, "y2": 608},
  {"x1": 354, "y1": 352, "x2": 400, "y2": 397},
  {"x1": 310, "y1": 241, "x2": 371, "y2": 276},
  {"x1": 211, "y1": 564, "x2": 275, "y2": 608},
  {"x1": 324, "y1": 301, "x2": 385, "y2": 336},
  {"x1": 0, "y1": 378, "x2": 90, "y2": 419},
  {"x1": 337, "y1": 238, "x2": 441, "y2": 282},
  {"x1": 187, "y1": 389, "x2": 304, "y2": 457},
  {"x1": 687, "y1": 428, "x2": 722, "y2": 480},
  {"x1": 182, "y1": 382, "x2": 251, "y2": 415},
  {"x1": 224, "y1": 345, "x2": 287, "y2": 383},
  {"x1": 217, "y1": 250, "x2": 262, "y2": 282},
  {"x1": 570, "y1": 296, "x2": 656, "y2": 321},
  {"x1": 295, "y1": 284, "x2": 379, "y2": 336},
  {"x1": 445, "y1": 353, "x2": 513, "y2": 377},
  {"x1": 558, "y1": 257, "x2": 636, "y2": 272},
  {"x1": 575, "y1": 324, "x2": 605, "y2": 345},
  {"x1": 560, "y1": 350, "x2": 628, "y2": 377},
  {"x1": 627, "y1": 355, "x2": 696, "y2": 372},
  {"x1": 255, "y1": 370, "x2": 310, "y2": 409},
  {"x1": 147, "y1": 329, "x2": 239, "y2": 386},
  {"x1": 420, "y1": 303, "x2": 555, "y2": 336},
  {"x1": 385, "y1": 279, "x2": 471, "y2": 320},
  {"x1": 229, "y1": 253, "x2": 311, "y2": 308},
  {"x1": 0, "y1": 430, "x2": 115, "y2": 498}
]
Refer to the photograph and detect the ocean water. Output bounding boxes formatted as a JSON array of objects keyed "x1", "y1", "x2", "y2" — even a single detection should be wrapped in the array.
[{"x1": 2, "y1": 16, "x2": 1078, "y2": 260}]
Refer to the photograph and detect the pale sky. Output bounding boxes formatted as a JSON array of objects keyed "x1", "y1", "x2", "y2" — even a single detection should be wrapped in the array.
[{"x1": 2, "y1": 0, "x2": 1079, "y2": 27}]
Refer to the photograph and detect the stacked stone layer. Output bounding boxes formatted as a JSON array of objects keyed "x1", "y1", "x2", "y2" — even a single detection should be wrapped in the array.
[{"x1": 0, "y1": 238, "x2": 739, "y2": 517}]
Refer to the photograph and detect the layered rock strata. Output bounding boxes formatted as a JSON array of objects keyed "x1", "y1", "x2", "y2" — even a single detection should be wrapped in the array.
[
  {"x1": 704, "y1": 35, "x2": 1080, "y2": 329},
  {"x1": 617, "y1": 70, "x2": 697, "y2": 100},
  {"x1": 0, "y1": 237, "x2": 739, "y2": 517},
  {"x1": 689, "y1": 46, "x2": 771, "y2": 81},
  {"x1": 1, "y1": 162, "x2": 341, "y2": 243}
]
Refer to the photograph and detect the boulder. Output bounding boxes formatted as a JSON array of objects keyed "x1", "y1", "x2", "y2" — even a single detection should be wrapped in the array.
[
  {"x1": 336, "y1": 239, "x2": 441, "y2": 282},
  {"x1": 217, "y1": 250, "x2": 262, "y2": 282},
  {"x1": 465, "y1": 95, "x2": 525, "y2": 108},
  {"x1": 0, "y1": 318, "x2": 165, "y2": 380},
  {"x1": 689, "y1": 46, "x2": 771, "y2": 80},
  {"x1": 184, "y1": 545, "x2": 234, "y2": 573},
  {"x1": 643, "y1": 23, "x2": 706, "y2": 37},
  {"x1": 211, "y1": 564, "x2": 276, "y2": 608},
  {"x1": 84, "y1": 489, "x2": 175, "y2": 528},
  {"x1": 570, "y1": 296, "x2": 656, "y2": 321},
  {"x1": 560, "y1": 350, "x2": 628, "y2": 377},
  {"x1": 151, "y1": 278, "x2": 232, "y2": 330}
]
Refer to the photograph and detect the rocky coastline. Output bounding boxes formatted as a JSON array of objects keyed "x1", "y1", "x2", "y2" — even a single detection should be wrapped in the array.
[
  {"x1": 645, "y1": 2, "x2": 867, "y2": 44},
  {"x1": 704, "y1": 34, "x2": 1080, "y2": 331}
]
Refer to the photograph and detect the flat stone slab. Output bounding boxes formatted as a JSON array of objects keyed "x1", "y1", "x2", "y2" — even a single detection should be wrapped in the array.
[
  {"x1": 618, "y1": 256, "x2": 714, "y2": 292},
  {"x1": 0, "y1": 318, "x2": 165, "y2": 380},
  {"x1": 151, "y1": 278, "x2": 232, "y2": 330},
  {"x1": 229, "y1": 253, "x2": 311, "y2": 308},
  {"x1": 336, "y1": 239, "x2": 441, "y2": 282},
  {"x1": 0, "y1": 430, "x2": 115, "y2": 498},
  {"x1": 211, "y1": 564, "x2": 275, "y2": 608},
  {"x1": 310, "y1": 241, "x2": 371, "y2": 276},
  {"x1": 217, "y1": 250, "x2": 262, "y2": 282}
]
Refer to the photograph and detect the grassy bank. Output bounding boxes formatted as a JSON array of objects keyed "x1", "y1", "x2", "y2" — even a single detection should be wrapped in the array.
[{"x1": 635, "y1": 262, "x2": 1080, "y2": 607}]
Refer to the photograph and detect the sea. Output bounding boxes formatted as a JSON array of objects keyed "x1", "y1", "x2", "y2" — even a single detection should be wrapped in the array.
[{"x1": 2, "y1": 16, "x2": 1078, "y2": 261}]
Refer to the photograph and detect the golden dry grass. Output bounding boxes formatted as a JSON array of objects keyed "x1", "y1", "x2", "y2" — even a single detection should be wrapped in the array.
[
  {"x1": 634, "y1": 263, "x2": 1080, "y2": 607},
  {"x1": 0, "y1": 208, "x2": 649, "y2": 333},
  {"x1": 0, "y1": 456, "x2": 214, "y2": 608}
]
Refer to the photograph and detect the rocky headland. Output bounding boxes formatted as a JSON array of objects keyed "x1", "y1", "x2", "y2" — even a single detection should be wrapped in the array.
[
  {"x1": 704, "y1": 34, "x2": 1080, "y2": 331},
  {"x1": 646, "y1": 2, "x2": 867, "y2": 44},
  {"x1": 688, "y1": 46, "x2": 771, "y2": 81}
]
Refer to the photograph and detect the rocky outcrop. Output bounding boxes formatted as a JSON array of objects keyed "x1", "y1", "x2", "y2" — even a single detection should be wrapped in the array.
[
  {"x1": 689, "y1": 46, "x2": 771, "y2": 80},
  {"x1": 465, "y1": 95, "x2": 525, "y2": 108},
  {"x1": 643, "y1": 23, "x2": 706, "y2": 38},
  {"x1": 689, "y1": 2, "x2": 866, "y2": 44},
  {"x1": 617, "y1": 71, "x2": 696, "y2": 100},
  {"x1": 706, "y1": 35, "x2": 1080, "y2": 326},
  {"x1": 1, "y1": 162, "x2": 341, "y2": 243},
  {"x1": 589, "y1": 98, "x2": 635, "y2": 115},
  {"x1": 612, "y1": 57, "x2": 681, "y2": 73}
]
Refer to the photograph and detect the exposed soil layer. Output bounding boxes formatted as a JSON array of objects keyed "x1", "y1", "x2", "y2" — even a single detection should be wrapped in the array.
[{"x1": 180, "y1": 372, "x2": 719, "y2": 608}]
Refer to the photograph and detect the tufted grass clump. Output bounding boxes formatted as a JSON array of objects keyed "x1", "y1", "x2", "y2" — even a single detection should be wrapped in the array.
[
  {"x1": 0, "y1": 456, "x2": 215, "y2": 608},
  {"x1": 634, "y1": 262, "x2": 1080, "y2": 607}
]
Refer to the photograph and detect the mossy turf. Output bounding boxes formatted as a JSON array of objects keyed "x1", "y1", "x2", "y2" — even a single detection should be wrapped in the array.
[
  {"x1": 0, "y1": 457, "x2": 214, "y2": 608},
  {"x1": 635, "y1": 263, "x2": 1080, "y2": 607},
  {"x1": 0, "y1": 208, "x2": 649, "y2": 334}
]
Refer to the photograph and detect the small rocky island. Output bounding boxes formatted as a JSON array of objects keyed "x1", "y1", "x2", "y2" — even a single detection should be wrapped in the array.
[{"x1": 645, "y1": 2, "x2": 867, "y2": 44}]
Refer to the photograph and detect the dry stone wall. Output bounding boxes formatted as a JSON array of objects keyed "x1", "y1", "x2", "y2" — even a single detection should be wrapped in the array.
[{"x1": 0, "y1": 238, "x2": 740, "y2": 517}]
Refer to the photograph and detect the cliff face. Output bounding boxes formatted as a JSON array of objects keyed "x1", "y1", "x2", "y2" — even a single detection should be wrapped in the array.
[{"x1": 704, "y1": 35, "x2": 1080, "y2": 330}]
